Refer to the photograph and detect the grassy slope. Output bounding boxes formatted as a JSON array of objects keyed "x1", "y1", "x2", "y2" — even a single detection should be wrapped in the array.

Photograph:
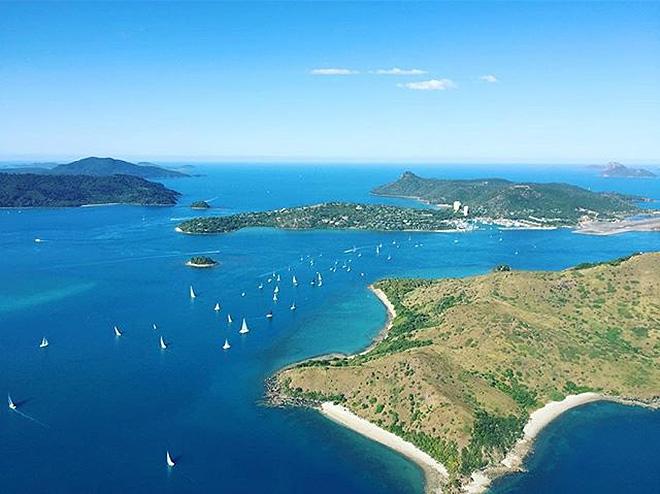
[{"x1": 277, "y1": 253, "x2": 660, "y2": 483}]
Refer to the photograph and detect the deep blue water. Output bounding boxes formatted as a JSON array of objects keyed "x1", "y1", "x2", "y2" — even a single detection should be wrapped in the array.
[{"x1": 0, "y1": 164, "x2": 658, "y2": 493}]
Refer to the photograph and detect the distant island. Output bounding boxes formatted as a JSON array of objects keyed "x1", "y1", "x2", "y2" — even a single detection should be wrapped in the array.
[
  {"x1": 591, "y1": 162, "x2": 657, "y2": 178},
  {"x1": 0, "y1": 156, "x2": 188, "y2": 179},
  {"x1": 176, "y1": 202, "x2": 463, "y2": 234},
  {"x1": 270, "y1": 253, "x2": 659, "y2": 493},
  {"x1": 0, "y1": 173, "x2": 180, "y2": 207},
  {"x1": 191, "y1": 200, "x2": 211, "y2": 209},
  {"x1": 186, "y1": 255, "x2": 218, "y2": 268},
  {"x1": 373, "y1": 171, "x2": 642, "y2": 227}
]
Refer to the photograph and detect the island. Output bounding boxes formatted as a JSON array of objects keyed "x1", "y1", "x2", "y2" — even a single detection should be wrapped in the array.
[
  {"x1": 176, "y1": 202, "x2": 463, "y2": 234},
  {"x1": 269, "y1": 253, "x2": 659, "y2": 493},
  {"x1": 191, "y1": 200, "x2": 211, "y2": 209},
  {"x1": 185, "y1": 255, "x2": 218, "y2": 268},
  {"x1": 373, "y1": 171, "x2": 642, "y2": 227},
  {"x1": 0, "y1": 173, "x2": 181, "y2": 207},
  {"x1": 0, "y1": 156, "x2": 188, "y2": 179},
  {"x1": 594, "y1": 162, "x2": 657, "y2": 178}
]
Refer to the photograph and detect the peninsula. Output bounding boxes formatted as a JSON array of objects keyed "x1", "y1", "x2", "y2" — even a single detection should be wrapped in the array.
[
  {"x1": 373, "y1": 172, "x2": 642, "y2": 227},
  {"x1": 176, "y1": 202, "x2": 462, "y2": 234},
  {"x1": 270, "y1": 253, "x2": 660, "y2": 493},
  {"x1": 0, "y1": 173, "x2": 181, "y2": 207}
]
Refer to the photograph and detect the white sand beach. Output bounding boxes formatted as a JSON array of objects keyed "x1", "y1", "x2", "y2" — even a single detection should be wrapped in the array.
[
  {"x1": 464, "y1": 392, "x2": 605, "y2": 493},
  {"x1": 320, "y1": 402, "x2": 448, "y2": 493}
]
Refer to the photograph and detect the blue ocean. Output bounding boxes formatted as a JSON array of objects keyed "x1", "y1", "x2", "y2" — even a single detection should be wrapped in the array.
[{"x1": 1, "y1": 164, "x2": 658, "y2": 493}]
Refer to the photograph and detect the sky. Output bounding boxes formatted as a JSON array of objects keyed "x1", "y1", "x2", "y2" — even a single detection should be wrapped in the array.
[{"x1": 0, "y1": 1, "x2": 659, "y2": 164}]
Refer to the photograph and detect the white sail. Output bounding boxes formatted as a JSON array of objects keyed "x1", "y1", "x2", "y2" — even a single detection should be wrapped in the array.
[
  {"x1": 159, "y1": 336, "x2": 167, "y2": 350},
  {"x1": 274, "y1": 286, "x2": 279, "y2": 294},
  {"x1": 214, "y1": 303, "x2": 221, "y2": 312},
  {"x1": 189, "y1": 285, "x2": 196, "y2": 299},
  {"x1": 239, "y1": 318, "x2": 249, "y2": 334},
  {"x1": 39, "y1": 337, "x2": 49, "y2": 348},
  {"x1": 227, "y1": 314, "x2": 233, "y2": 324},
  {"x1": 222, "y1": 339, "x2": 231, "y2": 350},
  {"x1": 266, "y1": 311, "x2": 273, "y2": 319},
  {"x1": 290, "y1": 303, "x2": 296, "y2": 311},
  {"x1": 8, "y1": 394, "x2": 16, "y2": 410},
  {"x1": 166, "y1": 450, "x2": 176, "y2": 467},
  {"x1": 258, "y1": 283, "x2": 263, "y2": 290},
  {"x1": 376, "y1": 245, "x2": 380, "y2": 255},
  {"x1": 114, "y1": 326, "x2": 122, "y2": 337},
  {"x1": 276, "y1": 274, "x2": 281, "y2": 282},
  {"x1": 153, "y1": 323, "x2": 158, "y2": 330},
  {"x1": 292, "y1": 275, "x2": 298, "y2": 286},
  {"x1": 273, "y1": 292, "x2": 278, "y2": 302}
]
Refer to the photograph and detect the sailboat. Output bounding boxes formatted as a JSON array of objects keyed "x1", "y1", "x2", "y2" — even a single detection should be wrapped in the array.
[
  {"x1": 114, "y1": 326, "x2": 122, "y2": 337},
  {"x1": 273, "y1": 286, "x2": 279, "y2": 294},
  {"x1": 273, "y1": 292, "x2": 278, "y2": 302},
  {"x1": 214, "y1": 303, "x2": 221, "y2": 312},
  {"x1": 189, "y1": 285, "x2": 197, "y2": 299},
  {"x1": 227, "y1": 314, "x2": 233, "y2": 324},
  {"x1": 166, "y1": 450, "x2": 176, "y2": 468},
  {"x1": 159, "y1": 336, "x2": 168, "y2": 350},
  {"x1": 387, "y1": 255, "x2": 392, "y2": 261},
  {"x1": 222, "y1": 339, "x2": 231, "y2": 350},
  {"x1": 8, "y1": 394, "x2": 17, "y2": 410},
  {"x1": 153, "y1": 323, "x2": 158, "y2": 330},
  {"x1": 276, "y1": 274, "x2": 281, "y2": 282},
  {"x1": 292, "y1": 275, "x2": 298, "y2": 286},
  {"x1": 266, "y1": 310, "x2": 273, "y2": 319},
  {"x1": 258, "y1": 283, "x2": 264, "y2": 290},
  {"x1": 376, "y1": 245, "x2": 380, "y2": 255},
  {"x1": 39, "y1": 337, "x2": 49, "y2": 348},
  {"x1": 290, "y1": 302, "x2": 296, "y2": 311},
  {"x1": 317, "y1": 273, "x2": 323, "y2": 286},
  {"x1": 239, "y1": 318, "x2": 250, "y2": 334}
]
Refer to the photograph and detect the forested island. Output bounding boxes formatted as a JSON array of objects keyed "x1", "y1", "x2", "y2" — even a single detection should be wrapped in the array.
[
  {"x1": 0, "y1": 156, "x2": 187, "y2": 179},
  {"x1": 0, "y1": 173, "x2": 181, "y2": 207},
  {"x1": 186, "y1": 256, "x2": 218, "y2": 267},
  {"x1": 373, "y1": 171, "x2": 642, "y2": 227},
  {"x1": 176, "y1": 202, "x2": 462, "y2": 234},
  {"x1": 191, "y1": 200, "x2": 211, "y2": 209},
  {"x1": 271, "y1": 253, "x2": 659, "y2": 492}
]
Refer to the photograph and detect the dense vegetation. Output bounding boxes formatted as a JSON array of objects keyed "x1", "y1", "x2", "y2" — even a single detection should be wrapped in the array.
[
  {"x1": 373, "y1": 171, "x2": 641, "y2": 225},
  {"x1": 1, "y1": 156, "x2": 187, "y2": 178},
  {"x1": 187, "y1": 256, "x2": 218, "y2": 266},
  {"x1": 191, "y1": 200, "x2": 211, "y2": 209},
  {"x1": 0, "y1": 173, "x2": 180, "y2": 207},
  {"x1": 177, "y1": 202, "x2": 460, "y2": 234},
  {"x1": 277, "y1": 253, "x2": 660, "y2": 487}
]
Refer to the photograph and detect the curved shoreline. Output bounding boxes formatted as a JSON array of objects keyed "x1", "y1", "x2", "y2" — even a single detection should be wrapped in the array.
[{"x1": 288, "y1": 288, "x2": 659, "y2": 494}]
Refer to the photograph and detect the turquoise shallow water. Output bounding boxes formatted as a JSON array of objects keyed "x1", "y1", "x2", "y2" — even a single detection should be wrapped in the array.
[{"x1": 0, "y1": 164, "x2": 658, "y2": 493}]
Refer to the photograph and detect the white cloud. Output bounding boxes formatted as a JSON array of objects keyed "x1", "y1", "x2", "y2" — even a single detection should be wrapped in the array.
[
  {"x1": 310, "y1": 68, "x2": 358, "y2": 75},
  {"x1": 398, "y1": 79, "x2": 457, "y2": 91},
  {"x1": 480, "y1": 74, "x2": 498, "y2": 83},
  {"x1": 374, "y1": 67, "x2": 427, "y2": 75}
]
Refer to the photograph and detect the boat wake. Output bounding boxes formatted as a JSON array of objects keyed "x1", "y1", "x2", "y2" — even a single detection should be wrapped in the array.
[{"x1": 10, "y1": 408, "x2": 50, "y2": 429}]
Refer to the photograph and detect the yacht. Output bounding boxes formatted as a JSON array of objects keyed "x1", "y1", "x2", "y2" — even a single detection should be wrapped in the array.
[{"x1": 39, "y1": 337, "x2": 49, "y2": 348}]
